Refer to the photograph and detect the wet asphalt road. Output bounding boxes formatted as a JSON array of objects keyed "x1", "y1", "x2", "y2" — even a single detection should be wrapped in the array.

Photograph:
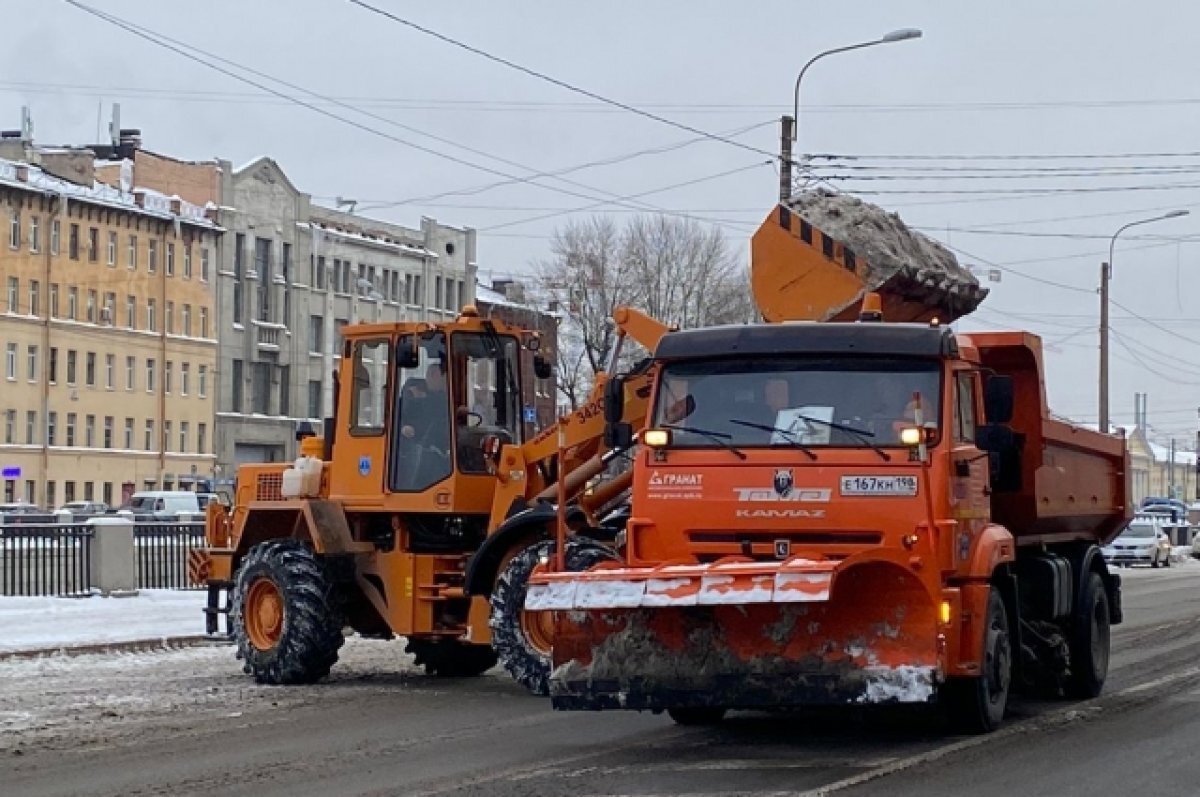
[{"x1": 3, "y1": 564, "x2": 1200, "y2": 797}]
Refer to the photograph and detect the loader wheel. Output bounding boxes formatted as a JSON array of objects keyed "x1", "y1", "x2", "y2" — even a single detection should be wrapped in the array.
[
  {"x1": 1064, "y1": 572, "x2": 1110, "y2": 699},
  {"x1": 943, "y1": 587, "x2": 1011, "y2": 734},
  {"x1": 667, "y1": 707, "x2": 727, "y2": 726},
  {"x1": 490, "y1": 536, "x2": 616, "y2": 696},
  {"x1": 405, "y1": 639, "x2": 498, "y2": 677},
  {"x1": 231, "y1": 539, "x2": 344, "y2": 685}
]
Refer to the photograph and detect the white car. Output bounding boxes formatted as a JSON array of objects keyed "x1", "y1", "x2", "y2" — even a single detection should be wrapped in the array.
[{"x1": 1103, "y1": 519, "x2": 1172, "y2": 568}]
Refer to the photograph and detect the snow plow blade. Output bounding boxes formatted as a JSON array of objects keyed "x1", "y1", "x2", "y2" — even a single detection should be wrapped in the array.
[{"x1": 530, "y1": 558, "x2": 941, "y2": 711}]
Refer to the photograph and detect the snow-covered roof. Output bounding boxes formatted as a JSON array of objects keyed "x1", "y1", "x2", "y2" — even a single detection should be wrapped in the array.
[
  {"x1": 301, "y1": 220, "x2": 434, "y2": 258},
  {"x1": 0, "y1": 156, "x2": 218, "y2": 230},
  {"x1": 475, "y1": 283, "x2": 530, "y2": 310},
  {"x1": 1148, "y1": 441, "x2": 1197, "y2": 466}
]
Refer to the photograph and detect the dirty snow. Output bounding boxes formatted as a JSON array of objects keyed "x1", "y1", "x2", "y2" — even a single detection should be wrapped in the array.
[
  {"x1": 858, "y1": 666, "x2": 936, "y2": 704},
  {"x1": 0, "y1": 590, "x2": 207, "y2": 654}
]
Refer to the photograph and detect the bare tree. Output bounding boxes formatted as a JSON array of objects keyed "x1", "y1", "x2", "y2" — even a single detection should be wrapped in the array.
[{"x1": 536, "y1": 214, "x2": 752, "y2": 409}]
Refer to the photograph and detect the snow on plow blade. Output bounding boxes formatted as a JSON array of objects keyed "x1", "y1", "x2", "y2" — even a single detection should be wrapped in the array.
[{"x1": 531, "y1": 559, "x2": 940, "y2": 711}]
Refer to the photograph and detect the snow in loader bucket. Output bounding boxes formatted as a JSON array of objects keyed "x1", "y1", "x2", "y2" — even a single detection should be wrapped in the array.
[{"x1": 533, "y1": 559, "x2": 940, "y2": 711}]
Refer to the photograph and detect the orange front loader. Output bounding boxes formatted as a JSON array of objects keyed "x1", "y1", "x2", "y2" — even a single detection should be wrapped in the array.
[{"x1": 528, "y1": 205, "x2": 1130, "y2": 732}]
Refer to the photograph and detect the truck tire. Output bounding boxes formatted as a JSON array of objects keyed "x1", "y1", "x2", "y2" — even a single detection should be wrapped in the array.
[
  {"x1": 231, "y1": 539, "x2": 344, "y2": 685},
  {"x1": 943, "y1": 588, "x2": 1011, "y2": 734},
  {"x1": 405, "y1": 639, "x2": 498, "y2": 677},
  {"x1": 1064, "y1": 572, "x2": 1110, "y2": 699},
  {"x1": 667, "y1": 707, "x2": 727, "y2": 726},
  {"x1": 490, "y1": 536, "x2": 615, "y2": 696}
]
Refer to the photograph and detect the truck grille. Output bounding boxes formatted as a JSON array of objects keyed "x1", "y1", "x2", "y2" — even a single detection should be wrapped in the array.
[{"x1": 688, "y1": 530, "x2": 882, "y2": 562}]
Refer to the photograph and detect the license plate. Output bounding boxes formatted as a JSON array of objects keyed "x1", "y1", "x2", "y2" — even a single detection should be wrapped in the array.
[{"x1": 840, "y1": 475, "x2": 919, "y2": 496}]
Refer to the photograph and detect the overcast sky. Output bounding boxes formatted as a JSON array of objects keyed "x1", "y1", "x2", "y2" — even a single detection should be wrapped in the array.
[{"x1": 5, "y1": 0, "x2": 1200, "y2": 444}]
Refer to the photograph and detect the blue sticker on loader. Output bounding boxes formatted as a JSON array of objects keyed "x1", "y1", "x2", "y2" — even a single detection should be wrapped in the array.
[{"x1": 359, "y1": 455, "x2": 372, "y2": 476}]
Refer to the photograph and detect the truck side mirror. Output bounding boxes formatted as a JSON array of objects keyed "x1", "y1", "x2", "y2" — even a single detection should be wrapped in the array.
[
  {"x1": 604, "y1": 376, "x2": 625, "y2": 424},
  {"x1": 396, "y1": 336, "x2": 420, "y2": 369},
  {"x1": 533, "y1": 354, "x2": 553, "y2": 380},
  {"x1": 984, "y1": 375, "x2": 1014, "y2": 424}
]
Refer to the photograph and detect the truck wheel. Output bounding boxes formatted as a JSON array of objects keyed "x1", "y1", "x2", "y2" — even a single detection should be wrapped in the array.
[
  {"x1": 667, "y1": 707, "x2": 727, "y2": 726},
  {"x1": 1064, "y1": 572, "x2": 1110, "y2": 699},
  {"x1": 231, "y1": 539, "x2": 344, "y2": 685},
  {"x1": 490, "y1": 536, "x2": 615, "y2": 696},
  {"x1": 405, "y1": 639, "x2": 498, "y2": 677},
  {"x1": 943, "y1": 588, "x2": 1011, "y2": 733}
]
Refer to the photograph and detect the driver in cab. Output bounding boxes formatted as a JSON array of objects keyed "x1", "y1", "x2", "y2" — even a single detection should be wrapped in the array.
[{"x1": 401, "y1": 362, "x2": 451, "y2": 457}]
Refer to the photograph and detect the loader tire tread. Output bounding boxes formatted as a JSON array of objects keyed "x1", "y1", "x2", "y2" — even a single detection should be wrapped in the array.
[
  {"x1": 231, "y1": 539, "x2": 344, "y2": 685},
  {"x1": 490, "y1": 536, "x2": 615, "y2": 696}
]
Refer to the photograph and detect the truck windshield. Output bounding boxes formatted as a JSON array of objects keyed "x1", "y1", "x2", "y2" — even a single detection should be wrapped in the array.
[{"x1": 653, "y1": 357, "x2": 942, "y2": 448}]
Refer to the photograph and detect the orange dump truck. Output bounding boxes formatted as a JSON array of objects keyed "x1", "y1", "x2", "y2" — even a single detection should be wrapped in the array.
[{"x1": 527, "y1": 199, "x2": 1131, "y2": 732}]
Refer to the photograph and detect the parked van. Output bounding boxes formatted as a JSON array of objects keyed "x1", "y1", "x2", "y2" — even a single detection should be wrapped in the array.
[{"x1": 127, "y1": 491, "x2": 203, "y2": 520}]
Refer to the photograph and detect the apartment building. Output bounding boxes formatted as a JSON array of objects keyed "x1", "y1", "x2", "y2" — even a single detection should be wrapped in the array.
[{"x1": 0, "y1": 139, "x2": 219, "y2": 508}]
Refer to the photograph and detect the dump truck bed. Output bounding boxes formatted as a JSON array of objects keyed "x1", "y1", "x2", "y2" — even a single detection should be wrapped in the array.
[{"x1": 751, "y1": 191, "x2": 988, "y2": 324}]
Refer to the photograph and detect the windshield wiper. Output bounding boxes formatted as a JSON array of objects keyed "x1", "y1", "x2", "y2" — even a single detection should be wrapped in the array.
[
  {"x1": 786, "y1": 414, "x2": 892, "y2": 462},
  {"x1": 728, "y1": 419, "x2": 817, "y2": 461},
  {"x1": 662, "y1": 424, "x2": 747, "y2": 460}
]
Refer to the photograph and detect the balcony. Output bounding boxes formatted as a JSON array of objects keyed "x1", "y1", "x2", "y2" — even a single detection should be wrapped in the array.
[{"x1": 252, "y1": 321, "x2": 285, "y2": 352}]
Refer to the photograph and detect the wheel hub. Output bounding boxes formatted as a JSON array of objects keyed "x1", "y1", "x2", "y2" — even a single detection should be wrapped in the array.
[
  {"x1": 245, "y1": 578, "x2": 284, "y2": 651},
  {"x1": 520, "y1": 608, "x2": 556, "y2": 656}
]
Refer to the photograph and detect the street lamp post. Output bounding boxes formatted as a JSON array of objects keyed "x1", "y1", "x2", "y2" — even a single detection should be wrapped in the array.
[
  {"x1": 779, "y1": 28, "x2": 922, "y2": 203},
  {"x1": 1098, "y1": 209, "x2": 1189, "y2": 433}
]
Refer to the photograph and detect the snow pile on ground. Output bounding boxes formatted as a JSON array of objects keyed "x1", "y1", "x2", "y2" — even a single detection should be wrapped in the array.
[{"x1": 0, "y1": 590, "x2": 207, "y2": 654}]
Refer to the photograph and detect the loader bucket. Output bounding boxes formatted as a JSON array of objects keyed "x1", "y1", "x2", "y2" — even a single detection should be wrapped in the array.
[{"x1": 544, "y1": 561, "x2": 940, "y2": 711}]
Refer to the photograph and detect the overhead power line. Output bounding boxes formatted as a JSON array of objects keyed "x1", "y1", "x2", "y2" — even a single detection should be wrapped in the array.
[{"x1": 345, "y1": 0, "x2": 782, "y2": 163}]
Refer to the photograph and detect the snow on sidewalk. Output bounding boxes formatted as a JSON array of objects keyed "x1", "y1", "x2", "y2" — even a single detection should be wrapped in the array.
[{"x1": 0, "y1": 590, "x2": 207, "y2": 654}]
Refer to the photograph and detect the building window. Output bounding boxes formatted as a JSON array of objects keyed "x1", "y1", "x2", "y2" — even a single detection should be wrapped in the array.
[
  {"x1": 127, "y1": 234, "x2": 137, "y2": 269},
  {"x1": 68, "y1": 223, "x2": 79, "y2": 260},
  {"x1": 251, "y1": 362, "x2": 270, "y2": 414},
  {"x1": 124, "y1": 417, "x2": 134, "y2": 449},
  {"x1": 103, "y1": 292, "x2": 115, "y2": 325},
  {"x1": 107, "y1": 231, "x2": 116, "y2": 265},
  {"x1": 183, "y1": 245, "x2": 192, "y2": 279},
  {"x1": 87, "y1": 227, "x2": 98, "y2": 262},
  {"x1": 179, "y1": 421, "x2": 188, "y2": 452},
  {"x1": 5, "y1": 342, "x2": 15, "y2": 380},
  {"x1": 49, "y1": 283, "x2": 58, "y2": 318},
  {"x1": 230, "y1": 360, "x2": 242, "y2": 411},
  {"x1": 144, "y1": 420, "x2": 153, "y2": 451},
  {"x1": 47, "y1": 412, "x2": 57, "y2": 446},
  {"x1": 181, "y1": 304, "x2": 191, "y2": 336},
  {"x1": 166, "y1": 242, "x2": 175, "y2": 276},
  {"x1": 163, "y1": 420, "x2": 172, "y2": 453},
  {"x1": 166, "y1": 301, "x2": 174, "y2": 334},
  {"x1": 315, "y1": 256, "x2": 326, "y2": 290},
  {"x1": 308, "y1": 379, "x2": 322, "y2": 418},
  {"x1": 105, "y1": 354, "x2": 114, "y2": 389},
  {"x1": 29, "y1": 216, "x2": 40, "y2": 253},
  {"x1": 64, "y1": 481, "x2": 75, "y2": 503},
  {"x1": 45, "y1": 480, "x2": 55, "y2": 508},
  {"x1": 102, "y1": 482, "x2": 112, "y2": 506},
  {"x1": 66, "y1": 349, "x2": 77, "y2": 385},
  {"x1": 197, "y1": 422, "x2": 207, "y2": 454},
  {"x1": 279, "y1": 365, "x2": 290, "y2": 416},
  {"x1": 147, "y1": 298, "x2": 156, "y2": 332},
  {"x1": 6, "y1": 276, "x2": 17, "y2": 313},
  {"x1": 3, "y1": 409, "x2": 13, "y2": 444},
  {"x1": 84, "y1": 482, "x2": 94, "y2": 502},
  {"x1": 199, "y1": 364, "x2": 208, "y2": 398},
  {"x1": 65, "y1": 413, "x2": 76, "y2": 447},
  {"x1": 48, "y1": 347, "x2": 57, "y2": 384},
  {"x1": 309, "y1": 315, "x2": 324, "y2": 352},
  {"x1": 85, "y1": 352, "x2": 96, "y2": 387},
  {"x1": 148, "y1": 239, "x2": 158, "y2": 273},
  {"x1": 67, "y1": 286, "x2": 77, "y2": 320},
  {"x1": 103, "y1": 416, "x2": 113, "y2": 449},
  {"x1": 84, "y1": 414, "x2": 95, "y2": 448},
  {"x1": 25, "y1": 480, "x2": 35, "y2": 505},
  {"x1": 86, "y1": 290, "x2": 97, "y2": 323},
  {"x1": 165, "y1": 361, "x2": 173, "y2": 394},
  {"x1": 126, "y1": 295, "x2": 136, "y2": 330},
  {"x1": 8, "y1": 208, "x2": 19, "y2": 249},
  {"x1": 199, "y1": 307, "x2": 209, "y2": 338},
  {"x1": 28, "y1": 280, "x2": 39, "y2": 317},
  {"x1": 26, "y1": 345, "x2": 36, "y2": 382},
  {"x1": 26, "y1": 410, "x2": 36, "y2": 444},
  {"x1": 146, "y1": 358, "x2": 156, "y2": 393},
  {"x1": 126, "y1": 356, "x2": 135, "y2": 391},
  {"x1": 200, "y1": 247, "x2": 210, "y2": 282},
  {"x1": 255, "y1": 237, "x2": 272, "y2": 322},
  {"x1": 181, "y1": 363, "x2": 190, "y2": 396}
]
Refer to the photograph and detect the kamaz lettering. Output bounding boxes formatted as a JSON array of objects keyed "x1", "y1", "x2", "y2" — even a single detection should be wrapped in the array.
[{"x1": 735, "y1": 508, "x2": 826, "y2": 519}]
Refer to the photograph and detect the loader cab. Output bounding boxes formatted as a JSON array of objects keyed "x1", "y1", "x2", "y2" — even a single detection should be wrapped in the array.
[{"x1": 329, "y1": 317, "x2": 526, "y2": 512}]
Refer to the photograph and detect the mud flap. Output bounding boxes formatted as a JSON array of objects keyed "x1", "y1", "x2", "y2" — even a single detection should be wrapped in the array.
[{"x1": 548, "y1": 562, "x2": 940, "y2": 711}]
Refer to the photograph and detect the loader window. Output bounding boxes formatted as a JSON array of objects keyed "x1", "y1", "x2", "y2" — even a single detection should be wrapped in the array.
[
  {"x1": 351, "y1": 339, "x2": 389, "y2": 435},
  {"x1": 389, "y1": 333, "x2": 453, "y2": 492},
  {"x1": 452, "y1": 332, "x2": 522, "y2": 474},
  {"x1": 653, "y1": 357, "x2": 942, "y2": 448}
]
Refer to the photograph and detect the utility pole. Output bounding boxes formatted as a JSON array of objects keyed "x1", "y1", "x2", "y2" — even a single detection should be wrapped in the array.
[
  {"x1": 1169, "y1": 438, "x2": 1176, "y2": 499},
  {"x1": 1098, "y1": 261, "x2": 1110, "y2": 432},
  {"x1": 779, "y1": 115, "x2": 794, "y2": 204}
]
